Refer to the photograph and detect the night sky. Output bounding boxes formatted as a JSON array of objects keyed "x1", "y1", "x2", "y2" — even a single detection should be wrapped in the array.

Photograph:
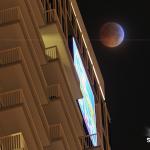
[{"x1": 77, "y1": 0, "x2": 150, "y2": 150}]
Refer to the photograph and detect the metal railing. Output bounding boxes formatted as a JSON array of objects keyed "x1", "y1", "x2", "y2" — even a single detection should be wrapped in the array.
[
  {"x1": 79, "y1": 133, "x2": 100, "y2": 150},
  {"x1": 0, "y1": 47, "x2": 22, "y2": 66},
  {"x1": 44, "y1": 9, "x2": 57, "y2": 23},
  {"x1": 47, "y1": 84, "x2": 61, "y2": 100},
  {"x1": 49, "y1": 123, "x2": 63, "y2": 141},
  {"x1": 45, "y1": 46, "x2": 58, "y2": 61},
  {"x1": 0, "y1": 7, "x2": 20, "y2": 25},
  {"x1": 49, "y1": 124, "x2": 70, "y2": 150},
  {"x1": 0, "y1": 132, "x2": 28, "y2": 150},
  {"x1": 0, "y1": 89, "x2": 24, "y2": 110}
]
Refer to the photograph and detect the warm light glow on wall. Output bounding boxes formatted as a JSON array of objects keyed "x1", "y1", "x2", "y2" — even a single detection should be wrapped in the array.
[{"x1": 70, "y1": 2, "x2": 105, "y2": 101}]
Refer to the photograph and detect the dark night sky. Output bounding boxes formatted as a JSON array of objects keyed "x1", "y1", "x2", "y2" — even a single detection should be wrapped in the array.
[{"x1": 76, "y1": 0, "x2": 150, "y2": 150}]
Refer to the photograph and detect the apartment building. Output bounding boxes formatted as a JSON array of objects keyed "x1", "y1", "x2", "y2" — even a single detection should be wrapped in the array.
[{"x1": 0, "y1": 0, "x2": 110, "y2": 149}]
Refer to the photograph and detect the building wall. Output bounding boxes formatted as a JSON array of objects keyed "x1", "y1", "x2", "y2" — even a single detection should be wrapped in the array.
[{"x1": 0, "y1": 0, "x2": 110, "y2": 149}]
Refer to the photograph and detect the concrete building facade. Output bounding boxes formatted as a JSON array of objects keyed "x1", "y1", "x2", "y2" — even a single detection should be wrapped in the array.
[{"x1": 0, "y1": 0, "x2": 110, "y2": 149}]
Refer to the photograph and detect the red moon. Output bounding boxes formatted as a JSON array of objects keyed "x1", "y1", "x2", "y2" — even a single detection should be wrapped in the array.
[{"x1": 100, "y1": 22, "x2": 124, "y2": 48}]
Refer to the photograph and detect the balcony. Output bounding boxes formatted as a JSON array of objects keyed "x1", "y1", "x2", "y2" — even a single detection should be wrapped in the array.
[
  {"x1": 44, "y1": 124, "x2": 69, "y2": 150},
  {"x1": 45, "y1": 46, "x2": 59, "y2": 61},
  {"x1": 0, "y1": 47, "x2": 22, "y2": 67},
  {"x1": 49, "y1": 124, "x2": 63, "y2": 141},
  {"x1": 0, "y1": 132, "x2": 28, "y2": 150},
  {"x1": 49, "y1": 124, "x2": 70, "y2": 150},
  {"x1": 47, "y1": 84, "x2": 61, "y2": 100},
  {"x1": 0, "y1": 89, "x2": 23, "y2": 110},
  {"x1": 79, "y1": 133, "x2": 101, "y2": 150},
  {"x1": 43, "y1": 84, "x2": 83, "y2": 150}
]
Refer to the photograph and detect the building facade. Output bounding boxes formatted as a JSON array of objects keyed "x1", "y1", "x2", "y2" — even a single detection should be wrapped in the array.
[{"x1": 0, "y1": 0, "x2": 110, "y2": 149}]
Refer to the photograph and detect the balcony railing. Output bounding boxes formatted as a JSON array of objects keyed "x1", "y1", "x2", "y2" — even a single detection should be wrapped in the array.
[
  {"x1": 79, "y1": 133, "x2": 101, "y2": 150},
  {"x1": 45, "y1": 46, "x2": 59, "y2": 61},
  {"x1": 49, "y1": 124, "x2": 70, "y2": 149},
  {"x1": 40, "y1": 0, "x2": 104, "y2": 102},
  {"x1": 0, "y1": 47, "x2": 22, "y2": 66},
  {"x1": 44, "y1": 9, "x2": 57, "y2": 24},
  {"x1": 47, "y1": 84, "x2": 61, "y2": 100},
  {"x1": 0, "y1": 7, "x2": 20, "y2": 25},
  {"x1": 49, "y1": 123, "x2": 63, "y2": 141},
  {"x1": 0, "y1": 132, "x2": 28, "y2": 150},
  {"x1": 0, "y1": 89, "x2": 24, "y2": 110}
]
